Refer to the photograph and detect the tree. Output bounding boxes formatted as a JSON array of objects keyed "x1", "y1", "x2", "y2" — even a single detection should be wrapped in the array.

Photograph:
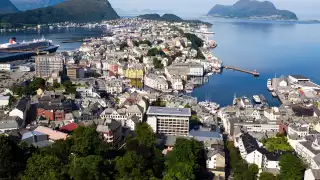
[
  {"x1": 68, "y1": 155, "x2": 108, "y2": 180},
  {"x1": 165, "y1": 138, "x2": 203, "y2": 179},
  {"x1": 264, "y1": 136, "x2": 293, "y2": 152},
  {"x1": 148, "y1": 48, "x2": 161, "y2": 56},
  {"x1": 70, "y1": 126, "x2": 109, "y2": 157},
  {"x1": 53, "y1": 81, "x2": 60, "y2": 88},
  {"x1": 259, "y1": 172, "x2": 278, "y2": 180},
  {"x1": 22, "y1": 153, "x2": 66, "y2": 180},
  {"x1": 184, "y1": 104, "x2": 191, "y2": 108},
  {"x1": 115, "y1": 151, "x2": 152, "y2": 180},
  {"x1": 0, "y1": 136, "x2": 25, "y2": 179},
  {"x1": 135, "y1": 123, "x2": 156, "y2": 147},
  {"x1": 279, "y1": 153, "x2": 305, "y2": 180},
  {"x1": 163, "y1": 162, "x2": 195, "y2": 180}
]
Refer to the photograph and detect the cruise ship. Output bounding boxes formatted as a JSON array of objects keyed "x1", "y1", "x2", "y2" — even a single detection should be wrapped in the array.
[{"x1": 0, "y1": 37, "x2": 59, "y2": 62}]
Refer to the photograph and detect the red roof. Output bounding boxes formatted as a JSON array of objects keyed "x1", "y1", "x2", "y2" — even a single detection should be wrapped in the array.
[{"x1": 59, "y1": 123, "x2": 78, "y2": 133}]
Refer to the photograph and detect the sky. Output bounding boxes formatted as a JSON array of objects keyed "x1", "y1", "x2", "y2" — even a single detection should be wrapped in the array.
[{"x1": 109, "y1": 0, "x2": 320, "y2": 20}]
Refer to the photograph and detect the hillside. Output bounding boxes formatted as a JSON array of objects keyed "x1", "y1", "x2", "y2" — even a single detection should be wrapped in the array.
[
  {"x1": 0, "y1": 0, "x2": 119, "y2": 25},
  {"x1": 207, "y1": 0, "x2": 298, "y2": 20},
  {"x1": 12, "y1": 0, "x2": 65, "y2": 11},
  {"x1": 138, "y1": 13, "x2": 212, "y2": 26},
  {"x1": 0, "y1": 0, "x2": 19, "y2": 14}
]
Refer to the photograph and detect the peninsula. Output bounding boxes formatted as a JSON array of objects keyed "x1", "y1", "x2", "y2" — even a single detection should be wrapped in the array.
[
  {"x1": 207, "y1": 0, "x2": 298, "y2": 20},
  {"x1": 0, "y1": 0, "x2": 119, "y2": 25}
]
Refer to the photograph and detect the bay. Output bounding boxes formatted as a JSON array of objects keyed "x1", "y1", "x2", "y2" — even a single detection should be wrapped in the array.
[{"x1": 192, "y1": 19, "x2": 320, "y2": 106}]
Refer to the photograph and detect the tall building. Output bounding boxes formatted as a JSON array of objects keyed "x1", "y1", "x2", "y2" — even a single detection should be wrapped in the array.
[
  {"x1": 35, "y1": 53, "x2": 64, "y2": 78},
  {"x1": 67, "y1": 65, "x2": 85, "y2": 80},
  {"x1": 146, "y1": 106, "x2": 191, "y2": 136}
]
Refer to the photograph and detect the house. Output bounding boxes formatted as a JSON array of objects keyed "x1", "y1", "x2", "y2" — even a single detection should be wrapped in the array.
[
  {"x1": 0, "y1": 115, "x2": 23, "y2": 133},
  {"x1": 34, "y1": 126, "x2": 68, "y2": 141},
  {"x1": 206, "y1": 144, "x2": 225, "y2": 178},
  {"x1": 288, "y1": 121, "x2": 309, "y2": 139},
  {"x1": 288, "y1": 75, "x2": 310, "y2": 84},
  {"x1": 264, "y1": 107, "x2": 281, "y2": 121},
  {"x1": 96, "y1": 119, "x2": 122, "y2": 147},
  {"x1": 144, "y1": 74, "x2": 168, "y2": 91},
  {"x1": 9, "y1": 97, "x2": 30, "y2": 121},
  {"x1": 21, "y1": 131, "x2": 53, "y2": 148},
  {"x1": 189, "y1": 126, "x2": 223, "y2": 142},
  {"x1": 0, "y1": 95, "x2": 10, "y2": 107},
  {"x1": 304, "y1": 169, "x2": 320, "y2": 180},
  {"x1": 127, "y1": 115, "x2": 140, "y2": 131},
  {"x1": 105, "y1": 79, "x2": 123, "y2": 94},
  {"x1": 279, "y1": 75, "x2": 288, "y2": 87},
  {"x1": 294, "y1": 135, "x2": 320, "y2": 169},
  {"x1": 240, "y1": 97, "x2": 253, "y2": 108},
  {"x1": 76, "y1": 86, "x2": 100, "y2": 98}
]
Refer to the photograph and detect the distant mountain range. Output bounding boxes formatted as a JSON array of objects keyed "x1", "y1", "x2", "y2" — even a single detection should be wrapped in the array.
[
  {"x1": 0, "y1": 0, "x2": 119, "y2": 25},
  {"x1": 11, "y1": 0, "x2": 65, "y2": 11},
  {"x1": 207, "y1": 0, "x2": 298, "y2": 20},
  {"x1": 0, "y1": 0, "x2": 19, "y2": 14},
  {"x1": 115, "y1": 8, "x2": 173, "y2": 16},
  {"x1": 138, "y1": 13, "x2": 212, "y2": 26}
]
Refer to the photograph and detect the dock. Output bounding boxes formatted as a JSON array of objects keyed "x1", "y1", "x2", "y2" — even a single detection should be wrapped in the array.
[{"x1": 223, "y1": 66, "x2": 260, "y2": 76}]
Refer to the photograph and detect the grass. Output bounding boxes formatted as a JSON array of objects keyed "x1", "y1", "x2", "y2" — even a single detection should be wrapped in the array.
[{"x1": 263, "y1": 136, "x2": 293, "y2": 152}]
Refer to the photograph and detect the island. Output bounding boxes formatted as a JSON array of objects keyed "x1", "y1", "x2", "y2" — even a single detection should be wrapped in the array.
[
  {"x1": 138, "y1": 13, "x2": 212, "y2": 26},
  {"x1": 207, "y1": 0, "x2": 298, "y2": 20}
]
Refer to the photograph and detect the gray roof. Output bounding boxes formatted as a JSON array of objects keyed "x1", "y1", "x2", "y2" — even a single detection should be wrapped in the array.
[
  {"x1": 311, "y1": 169, "x2": 320, "y2": 179},
  {"x1": 147, "y1": 106, "x2": 191, "y2": 117},
  {"x1": 289, "y1": 75, "x2": 309, "y2": 80}
]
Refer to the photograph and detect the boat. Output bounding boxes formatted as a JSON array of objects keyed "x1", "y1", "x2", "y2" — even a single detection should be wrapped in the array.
[
  {"x1": 0, "y1": 37, "x2": 59, "y2": 62},
  {"x1": 253, "y1": 95, "x2": 261, "y2": 104},
  {"x1": 267, "y1": 78, "x2": 274, "y2": 91},
  {"x1": 206, "y1": 72, "x2": 214, "y2": 76},
  {"x1": 199, "y1": 101, "x2": 220, "y2": 114},
  {"x1": 272, "y1": 92, "x2": 278, "y2": 97}
]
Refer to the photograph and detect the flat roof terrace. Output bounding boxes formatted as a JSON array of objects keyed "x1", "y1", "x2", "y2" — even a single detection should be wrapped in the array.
[{"x1": 147, "y1": 106, "x2": 191, "y2": 117}]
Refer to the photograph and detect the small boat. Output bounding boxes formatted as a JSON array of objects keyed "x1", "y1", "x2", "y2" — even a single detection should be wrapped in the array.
[
  {"x1": 206, "y1": 72, "x2": 214, "y2": 76},
  {"x1": 272, "y1": 92, "x2": 277, "y2": 97},
  {"x1": 253, "y1": 95, "x2": 261, "y2": 104}
]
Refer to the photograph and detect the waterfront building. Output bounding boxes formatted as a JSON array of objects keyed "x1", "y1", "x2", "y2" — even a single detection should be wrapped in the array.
[
  {"x1": 0, "y1": 63, "x2": 12, "y2": 71},
  {"x1": 144, "y1": 74, "x2": 168, "y2": 91},
  {"x1": 35, "y1": 53, "x2": 64, "y2": 78},
  {"x1": 146, "y1": 106, "x2": 191, "y2": 136},
  {"x1": 264, "y1": 107, "x2": 281, "y2": 121},
  {"x1": 19, "y1": 63, "x2": 34, "y2": 72}
]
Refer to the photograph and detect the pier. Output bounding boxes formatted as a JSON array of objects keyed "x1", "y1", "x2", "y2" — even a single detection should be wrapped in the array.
[{"x1": 223, "y1": 66, "x2": 260, "y2": 76}]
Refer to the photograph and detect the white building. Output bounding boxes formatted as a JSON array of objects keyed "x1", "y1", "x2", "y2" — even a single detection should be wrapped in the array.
[
  {"x1": 0, "y1": 63, "x2": 12, "y2": 71},
  {"x1": 240, "y1": 97, "x2": 253, "y2": 108},
  {"x1": 288, "y1": 75, "x2": 310, "y2": 84},
  {"x1": 9, "y1": 97, "x2": 30, "y2": 120},
  {"x1": 288, "y1": 122, "x2": 309, "y2": 139},
  {"x1": 170, "y1": 76, "x2": 184, "y2": 90},
  {"x1": 264, "y1": 107, "x2": 281, "y2": 121},
  {"x1": 279, "y1": 75, "x2": 288, "y2": 87},
  {"x1": 294, "y1": 136, "x2": 320, "y2": 169},
  {"x1": 144, "y1": 74, "x2": 168, "y2": 91},
  {"x1": 304, "y1": 169, "x2": 320, "y2": 180},
  {"x1": 0, "y1": 96, "x2": 10, "y2": 107},
  {"x1": 105, "y1": 79, "x2": 123, "y2": 94},
  {"x1": 146, "y1": 106, "x2": 191, "y2": 136},
  {"x1": 76, "y1": 86, "x2": 100, "y2": 98}
]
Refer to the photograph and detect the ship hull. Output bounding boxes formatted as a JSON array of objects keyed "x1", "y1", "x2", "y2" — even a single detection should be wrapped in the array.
[{"x1": 0, "y1": 45, "x2": 59, "y2": 62}]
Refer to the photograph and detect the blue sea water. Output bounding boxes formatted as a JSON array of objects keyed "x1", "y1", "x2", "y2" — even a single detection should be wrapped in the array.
[{"x1": 192, "y1": 19, "x2": 320, "y2": 106}]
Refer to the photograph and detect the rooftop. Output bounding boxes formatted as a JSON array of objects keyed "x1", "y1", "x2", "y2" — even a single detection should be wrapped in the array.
[
  {"x1": 147, "y1": 106, "x2": 191, "y2": 117},
  {"x1": 289, "y1": 75, "x2": 310, "y2": 80}
]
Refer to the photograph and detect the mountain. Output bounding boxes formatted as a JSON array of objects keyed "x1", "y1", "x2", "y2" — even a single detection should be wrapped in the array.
[
  {"x1": 0, "y1": 0, "x2": 119, "y2": 25},
  {"x1": 11, "y1": 0, "x2": 65, "y2": 11},
  {"x1": 138, "y1": 13, "x2": 212, "y2": 26},
  {"x1": 207, "y1": 0, "x2": 298, "y2": 20},
  {"x1": 0, "y1": 0, "x2": 19, "y2": 14}
]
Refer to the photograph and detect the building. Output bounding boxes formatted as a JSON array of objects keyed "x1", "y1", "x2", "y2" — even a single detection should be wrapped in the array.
[
  {"x1": 294, "y1": 136, "x2": 320, "y2": 169},
  {"x1": 125, "y1": 67, "x2": 144, "y2": 79},
  {"x1": 35, "y1": 53, "x2": 64, "y2": 78},
  {"x1": 206, "y1": 144, "x2": 225, "y2": 178},
  {"x1": 240, "y1": 97, "x2": 253, "y2": 108},
  {"x1": 67, "y1": 66, "x2": 85, "y2": 80},
  {"x1": 279, "y1": 75, "x2": 288, "y2": 87},
  {"x1": 144, "y1": 74, "x2": 168, "y2": 91},
  {"x1": 76, "y1": 86, "x2": 100, "y2": 98},
  {"x1": 170, "y1": 75, "x2": 184, "y2": 90},
  {"x1": 304, "y1": 169, "x2": 320, "y2": 180},
  {"x1": 0, "y1": 95, "x2": 9, "y2": 107},
  {"x1": 9, "y1": 97, "x2": 30, "y2": 121},
  {"x1": 96, "y1": 119, "x2": 122, "y2": 147},
  {"x1": 146, "y1": 106, "x2": 191, "y2": 136},
  {"x1": 105, "y1": 79, "x2": 123, "y2": 94},
  {"x1": 264, "y1": 107, "x2": 281, "y2": 121},
  {"x1": 288, "y1": 75, "x2": 310, "y2": 84},
  {"x1": 34, "y1": 126, "x2": 68, "y2": 141},
  {"x1": 19, "y1": 63, "x2": 34, "y2": 72},
  {"x1": 0, "y1": 115, "x2": 23, "y2": 133},
  {"x1": 288, "y1": 121, "x2": 309, "y2": 139},
  {"x1": 0, "y1": 63, "x2": 12, "y2": 71}
]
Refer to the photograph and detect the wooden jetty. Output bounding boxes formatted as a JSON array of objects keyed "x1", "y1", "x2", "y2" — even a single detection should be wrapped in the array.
[{"x1": 223, "y1": 66, "x2": 260, "y2": 76}]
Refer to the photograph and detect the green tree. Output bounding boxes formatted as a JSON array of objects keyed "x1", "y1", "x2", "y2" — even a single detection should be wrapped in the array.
[
  {"x1": 0, "y1": 136, "x2": 25, "y2": 179},
  {"x1": 115, "y1": 151, "x2": 152, "y2": 180},
  {"x1": 163, "y1": 162, "x2": 195, "y2": 180},
  {"x1": 70, "y1": 126, "x2": 109, "y2": 157},
  {"x1": 165, "y1": 138, "x2": 202, "y2": 179},
  {"x1": 135, "y1": 123, "x2": 156, "y2": 147},
  {"x1": 68, "y1": 155, "x2": 108, "y2": 180},
  {"x1": 259, "y1": 172, "x2": 278, "y2": 180},
  {"x1": 148, "y1": 48, "x2": 160, "y2": 56},
  {"x1": 184, "y1": 104, "x2": 191, "y2": 108},
  {"x1": 53, "y1": 81, "x2": 60, "y2": 88},
  {"x1": 279, "y1": 153, "x2": 305, "y2": 180},
  {"x1": 22, "y1": 153, "x2": 66, "y2": 180}
]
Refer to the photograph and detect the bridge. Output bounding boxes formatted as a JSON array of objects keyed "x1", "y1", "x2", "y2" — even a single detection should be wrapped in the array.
[{"x1": 223, "y1": 66, "x2": 260, "y2": 76}]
